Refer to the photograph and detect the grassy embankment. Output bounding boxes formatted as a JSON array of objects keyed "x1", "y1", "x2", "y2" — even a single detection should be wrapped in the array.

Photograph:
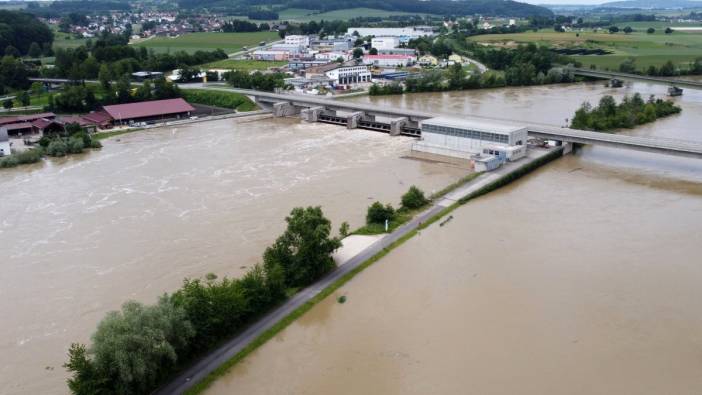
[
  {"x1": 181, "y1": 89, "x2": 257, "y2": 111},
  {"x1": 468, "y1": 27, "x2": 702, "y2": 71},
  {"x1": 132, "y1": 31, "x2": 280, "y2": 54},
  {"x1": 185, "y1": 147, "x2": 565, "y2": 394}
]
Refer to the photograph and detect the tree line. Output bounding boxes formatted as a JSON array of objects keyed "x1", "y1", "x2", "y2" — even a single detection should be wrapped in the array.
[
  {"x1": 616, "y1": 57, "x2": 702, "y2": 77},
  {"x1": 571, "y1": 94, "x2": 681, "y2": 131},
  {"x1": 0, "y1": 10, "x2": 53, "y2": 57},
  {"x1": 64, "y1": 206, "x2": 341, "y2": 394}
]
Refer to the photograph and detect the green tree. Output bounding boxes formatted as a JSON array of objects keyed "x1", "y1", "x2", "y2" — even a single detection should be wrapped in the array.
[
  {"x1": 17, "y1": 91, "x2": 30, "y2": 106},
  {"x1": 401, "y1": 186, "x2": 429, "y2": 210},
  {"x1": 31, "y1": 81, "x2": 43, "y2": 96},
  {"x1": 89, "y1": 298, "x2": 194, "y2": 394},
  {"x1": 339, "y1": 221, "x2": 350, "y2": 237},
  {"x1": 623, "y1": 26, "x2": 633, "y2": 34},
  {"x1": 619, "y1": 58, "x2": 637, "y2": 74},
  {"x1": 447, "y1": 62, "x2": 466, "y2": 90},
  {"x1": 646, "y1": 27, "x2": 655, "y2": 34},
  {"x1": 608, "y1": 26, "x2": 619, "y2": 34},
  {"x1": 263, "y1": 206, "x2": 341, "y2": 288},
  {"x1": 28, "y1": 42, "x2": 42, "y2": 58},
  {"x1": 352, "y1": 48, "x2": 363, "y2": 59},
  {"x1": 98, "y1": 64, "x2": 112, "y2": 90},
  {"x1": 64, "y1": 343, "x2": 112, "y2": 395},
  {"x1": 665, "y1": 27, "x2": 673, "y2": 34},
  {"x1": 3, "y1": 98, "x2": 12, "y2": 109},
  {"x1": 4, "y1": 45, "x2": 19, "y2": 57},
  {"x1": 369, "y1": 47, "x2": 378, "y2": 55},
  {"x1": 366, "y1": 202, "x2": 395, "y2": 224}
]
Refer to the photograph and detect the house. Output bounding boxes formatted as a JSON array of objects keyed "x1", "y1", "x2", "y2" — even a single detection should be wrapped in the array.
[
  {"x1": 314, "y1": 52, "x2": 351, "y2": 62},
  {"x1": 448, "y1": 54, "x2": 464, "y2": 64},
  {"x1": 0, "y1": 112, "x2": 57, "y2": 136},
  {"x1": 0, "y1": 127, "x2": 10, "y2": 156},
  {"x1": 80, "y1": 111, "x2": 113, "y2": 129},
  {"x1": 101, "y1": 98, "x2": 195, "y2": 125},
  {"x1": 284, "y1": 35, "x2": 310, "y2": 47},
  {"x1": 363, "y1": 54, "x2": 415, "y2": 68},
  {"x1": 31, "y1": 118, "x2": 65, "y2": 135},
  {"x1": 418, "y1": 55, "x2": 439, "y2": 66}
]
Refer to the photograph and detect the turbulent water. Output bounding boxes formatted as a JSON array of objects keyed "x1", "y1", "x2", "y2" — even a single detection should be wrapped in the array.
[
  {"x1": 0, "y1": 116, "x2": 466, "y2": 395},
  {"x1": 204, "y1": 81, "x2": 702, "y2": 395}
]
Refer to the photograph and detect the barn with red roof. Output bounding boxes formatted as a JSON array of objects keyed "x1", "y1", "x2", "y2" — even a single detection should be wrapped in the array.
[{"x1": 101, "y1": 98, "x2": 195, "y2": 125}]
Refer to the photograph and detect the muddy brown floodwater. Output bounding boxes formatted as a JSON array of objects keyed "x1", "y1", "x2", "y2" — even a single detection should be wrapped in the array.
[
  {"x1": 0, "y1": 115, "x2": 467, "y2": 395},
  {"x1": 205, "y1": 81, "x2": 702, "y2": 395}
]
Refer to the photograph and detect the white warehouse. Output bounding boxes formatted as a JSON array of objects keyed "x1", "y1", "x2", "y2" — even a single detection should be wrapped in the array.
[
  {"x1": 284, "y1": 35, "x2": 310, "y2": 47},
  {"x1": 371, "y1": 36, "x2": 400, "y2": 50},
  {"x1": 413, "y1": 117, "x2": 527, "y2": 162},
  {"x1": 325, "y1": 65, "x2": 373, "y2": 85}
]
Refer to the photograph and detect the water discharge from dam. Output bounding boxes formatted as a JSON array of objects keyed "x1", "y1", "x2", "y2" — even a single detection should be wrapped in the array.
[{"x1": 203, "y1": 81, "x2": 702, "y2": 395}]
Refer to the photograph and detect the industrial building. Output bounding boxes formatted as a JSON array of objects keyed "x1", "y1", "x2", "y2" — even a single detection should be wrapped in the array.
[
  {"x1": 347, "y1": 27, "x2": 434, "y2": 43},
  {"x1": 413, "y1": 117, "x2": 528, "y2": 169},
  {"x1": 284, "y1": 35, "x2": 310, "y2": 47},
  {"x1": 371, "y1": 36, "x2": 400, "y2": 50},
  {"x1": 325, "y1": 65, "x2": 373, "y2": 86},
  {"x1": 363, "y1": 54, "x2": 415, "y2": 67}
]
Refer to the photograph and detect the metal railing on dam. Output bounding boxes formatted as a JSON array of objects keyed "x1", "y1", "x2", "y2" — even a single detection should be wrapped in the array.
[
  {"x1": 233, "y1": 89, "x2": 702, "y2": 159},
  {"x1": 568, "y1": 68, "x2": 702, "y2": 90}
]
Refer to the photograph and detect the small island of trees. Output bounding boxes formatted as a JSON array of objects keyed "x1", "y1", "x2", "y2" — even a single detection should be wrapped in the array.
[{"x1": 570, "y1": 94, "x2": 681, "y2": 131}]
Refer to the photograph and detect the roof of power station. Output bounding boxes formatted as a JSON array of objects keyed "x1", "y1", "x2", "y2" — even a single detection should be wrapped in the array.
[{"x1": 420, "y1": 117, "x2": 526, "y2": 135}]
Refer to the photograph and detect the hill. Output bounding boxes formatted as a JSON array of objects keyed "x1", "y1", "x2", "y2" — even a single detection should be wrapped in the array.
[
  {"x1": 177, "y1": 0, "x2": 554, "y2": 18},
  {"x1": 600, "y1": 0, "x2": 702, "y2": 9}
]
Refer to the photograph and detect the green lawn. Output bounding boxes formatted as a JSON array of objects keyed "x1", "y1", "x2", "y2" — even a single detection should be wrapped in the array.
[
  {"x1": 51, "y1": 26, "x2": 90, "y2": 51},
  {"x1": 278, "y1": 7, "x2": 434, "y2": 22},
  {"x1": 132, "y1": 31, "x2": 280, "y2": 54},
  {"x1": 469, "y1": 28, "x2": 702, "y2": 71},
  {"x1": 203, "y1": 59, "x2": 287, "y2": 71}
]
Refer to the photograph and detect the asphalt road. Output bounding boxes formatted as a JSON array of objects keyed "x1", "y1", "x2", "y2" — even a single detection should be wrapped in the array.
[{"x1": 153, "y1": 203, "x2": 446, "y2": 395}]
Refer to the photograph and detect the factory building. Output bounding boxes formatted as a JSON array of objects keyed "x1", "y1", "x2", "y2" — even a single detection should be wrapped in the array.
[
  {"x1": 413, "y1": 117, "x2": 527, "y2": 168},
  {"x1": 284, "y1": 35, "x2": 310, "y2": 47},
  {"x1": 371, "y1": 36, "x2": 400, "y2": 50},
  {"x1": 325, "y1": 65, "x2": 372, "y2": 85},
  {"x1": 347, "y1": 26, "x2": 434, "y2": 43},
  {"x1": 363, "y1": 54, "x2": 415, "y2": 67}
]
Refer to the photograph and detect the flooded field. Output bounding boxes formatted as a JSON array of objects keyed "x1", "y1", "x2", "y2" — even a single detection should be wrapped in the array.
[
  {"x1": 0, "y1": 116, "x2": 466, "y2": 394},
  {"x1": 205, "y1": 81, "x2": 702, "y2": 394}
]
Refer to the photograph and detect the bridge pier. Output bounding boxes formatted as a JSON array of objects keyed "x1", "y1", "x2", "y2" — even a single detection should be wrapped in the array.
[
  {"x1": 272, "y1": 101, "x2": 300, "y2": 117},
  {"x1": 346, "y1": 112, "x2": 364, "y2": 129},
  {"x1": 389, "y1": 117, "x2": 408, "y2": 136},
  {"x1": 562, "y1": 141, "x2": 573, "y2": 155},
  {"x1": 300, "y1": 106, "x2": 325, "y2": 122}
]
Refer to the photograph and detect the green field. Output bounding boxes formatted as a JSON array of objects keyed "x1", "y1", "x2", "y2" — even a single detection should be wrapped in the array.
[
  {"x1": 51, "y1": 26, "x2": 90, "y2": 51},
  {"x1": 132, "y1": 31, "x2": 280, "y2": 54},
  {"x1": 278, "y1": 7, "x2": 434, "y2": 22},
  {"x1": 469, "y1": 28, "x2": 702, "y2": 71},
  {"x1": 203, "y1": 59, "x2": 287, "y2": 71}
]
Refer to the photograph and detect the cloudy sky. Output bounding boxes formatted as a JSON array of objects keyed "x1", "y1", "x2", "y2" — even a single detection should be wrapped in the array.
[{"x1": 522, "y1": 0, "x2": 607, "y2": 4}]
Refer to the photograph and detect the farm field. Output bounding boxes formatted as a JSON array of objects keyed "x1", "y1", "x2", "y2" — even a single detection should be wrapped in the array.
[
  {"x1": 469, "y1": 28, "x2": 702, "y2": 71},
  {"x1": 132, "y1": 31, "x2": 280, "y2": 54},
  {"x1": 51, "y1": 26, "x2": 90, "y2": 50},
  {"x1": 203, "y1": 59, "x2": 287, "y2": 71},
  {"x1": 277, "y1": 7, "x2": 434, "y2": 22}
]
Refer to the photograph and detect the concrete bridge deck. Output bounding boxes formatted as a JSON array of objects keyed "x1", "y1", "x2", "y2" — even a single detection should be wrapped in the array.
[
  {"x1": 569, "y1": 68, "x2": 702, "y2": 90},
  {"x1": 233, "y1": 89, "x2": 702, "y2": 160}
]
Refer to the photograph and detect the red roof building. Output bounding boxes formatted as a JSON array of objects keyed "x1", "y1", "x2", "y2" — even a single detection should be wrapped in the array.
[
  {"x1": 101, "y1": 98, "x2": 195, "y2": 124},
  {"x1": 0, "y1": 113, "x2": 56, "y2": 136}
]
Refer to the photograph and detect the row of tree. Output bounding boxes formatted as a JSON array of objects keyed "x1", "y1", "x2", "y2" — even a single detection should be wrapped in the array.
[
  {"x1": 65, "y1": 206, "x2": 341, "y2": 394},
  {"x1": 571, "y1": 94, "x2": 681, "y2": 131},
  {"x1": 618, "y1": 57, "x2": 702, "y2": 77},
  {"x1": 224, "y1": 70, "x2": 288, "y2": 91}
]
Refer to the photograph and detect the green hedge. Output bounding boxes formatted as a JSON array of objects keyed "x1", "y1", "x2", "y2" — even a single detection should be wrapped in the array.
[{"x1": 181, "y1": 89, "x2": 257, "y2": 112}]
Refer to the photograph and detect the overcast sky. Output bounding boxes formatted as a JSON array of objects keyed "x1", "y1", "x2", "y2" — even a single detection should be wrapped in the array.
[{"x1": 522, "y1": 0, "x2": 607, "y2": 4}]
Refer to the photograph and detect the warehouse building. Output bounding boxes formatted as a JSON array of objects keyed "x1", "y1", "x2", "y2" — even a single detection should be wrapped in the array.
[
  {"x1": 363, "y1": 54, "x2": 415, "y2": 67},
  {"x1": 325, "y1": 65, "x2": 372, "y2": 86},
  {"x1": 371, "y1": 36, "x2": 400, "y2": 50},
  {"x1": 413, "y1": 117, "x2": 527, "y2": 167},
  {"x1": 102, "y1": 98, "x2": 195, "y2": 125}
]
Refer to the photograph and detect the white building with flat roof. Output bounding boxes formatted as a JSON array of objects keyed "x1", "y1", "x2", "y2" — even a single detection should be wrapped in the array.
[
  {"x1": 413, "y1": 117, "x2": 528, "y2": 161},
  {"x1": 325, "y1": 65, "x2": 372, "y2": 85},
  {"x1": 284, "y1": 35, "x2": 310, "y2": 47},
  {"x1": 347, "y1": 27, "x2": 434, "y2": 43},
  {"x1": 371, "y1": 36, "x2": 400, "y2": 50}
]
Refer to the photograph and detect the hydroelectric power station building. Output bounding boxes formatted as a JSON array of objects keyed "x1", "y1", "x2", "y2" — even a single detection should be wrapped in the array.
[{"x1": 413, "y1": 117, "x2": 528, "y2": 170}]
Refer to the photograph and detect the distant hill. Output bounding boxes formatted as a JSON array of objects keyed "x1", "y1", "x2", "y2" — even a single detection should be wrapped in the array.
[
  {"x1": 177, "y1": 0, "x2": 554, "y2": 18},
  {"x1": 600, "y1": 0, "x2": 702, "y2": 9}
]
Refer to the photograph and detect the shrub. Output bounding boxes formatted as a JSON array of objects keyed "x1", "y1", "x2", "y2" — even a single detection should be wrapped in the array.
[
  {"x1": 68, "y1": 137, "x2": 85, "y2": 154},
  {"x1": 366, "y1": 202, "x2": 395, "y2": 224},
  {"x1": 46, "y1": 139, "x2": 69, "y2": 157},
  {"x1": 401, "y1": 186, "x2": 429, "y2": 210}
]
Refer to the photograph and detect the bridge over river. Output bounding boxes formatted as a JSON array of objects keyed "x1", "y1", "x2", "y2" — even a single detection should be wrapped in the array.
[
  {"x1": 568, "y1": 67, "x2": 702, "y2": 94},
  {"x1": 228, "y1": 88, "x2": 702, "y2": 160}
]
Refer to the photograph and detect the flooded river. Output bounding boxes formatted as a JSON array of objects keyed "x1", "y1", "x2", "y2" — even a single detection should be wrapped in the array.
[
  {"x1": 0, "y1": 116, "x2": 466, "y2": 394},
  {"x1": 204, "y1": 81, "x2": 702, "y2": 395}
]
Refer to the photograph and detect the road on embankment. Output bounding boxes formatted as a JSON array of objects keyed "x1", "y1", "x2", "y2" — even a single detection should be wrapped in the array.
[{"x1": 154, "y1": 147, "x2": 558, "y2": 395}]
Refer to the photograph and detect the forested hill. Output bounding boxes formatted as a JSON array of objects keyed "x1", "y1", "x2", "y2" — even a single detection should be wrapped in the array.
[
  {"x1": 0, "y1": 11, "x2": 53, "y2": 56},
  {"x1": 177, "y1": 0, "x2": 554, "y2": 18},
  {"x1": 601, "y1": 0, "x2": 702, "y2": 8}
]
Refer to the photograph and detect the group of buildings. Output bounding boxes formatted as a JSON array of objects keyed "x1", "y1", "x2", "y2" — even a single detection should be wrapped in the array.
[
  {"x1": 0, "y1": 98, "x2": 196, "y2": 155},
  {"x1": 250, "y1": 27, "x2": 445, "y2": 93}
]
